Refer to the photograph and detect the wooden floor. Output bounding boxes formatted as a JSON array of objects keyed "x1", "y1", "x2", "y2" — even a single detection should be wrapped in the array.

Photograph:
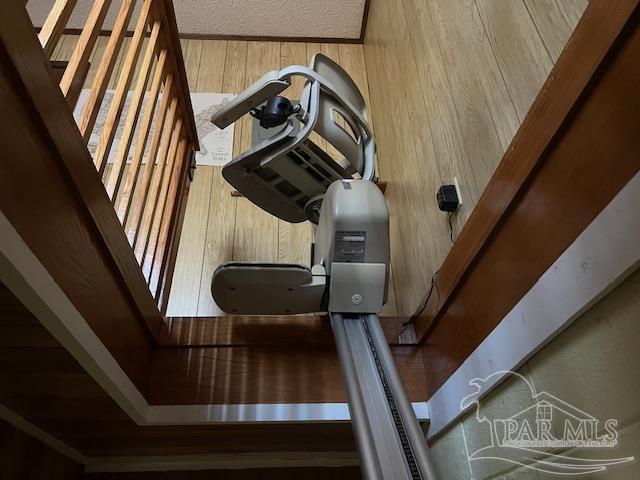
[{"x1": 163, "y1": 40, "x2": 395, "y2": 317}]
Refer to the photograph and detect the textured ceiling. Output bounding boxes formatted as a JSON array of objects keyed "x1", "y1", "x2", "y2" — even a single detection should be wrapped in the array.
[{"x1": 27, "y1": 0, "x2": 367, "y2": 39}]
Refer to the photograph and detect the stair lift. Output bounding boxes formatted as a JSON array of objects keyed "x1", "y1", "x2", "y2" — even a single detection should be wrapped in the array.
[{"x1": 210, "y1": 54, "x2": 437, "y2": 480}]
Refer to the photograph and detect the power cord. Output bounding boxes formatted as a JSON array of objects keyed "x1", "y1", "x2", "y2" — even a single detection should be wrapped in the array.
[
  {"x1": 448, "y1": 211, "x2": 456, "y2": 243},
  {"x1": 399, "y1": 209, "x2": 455, "y2": 334},
  {"x1": 401, "y1": 269, "x2": 440, "y2": 329}
]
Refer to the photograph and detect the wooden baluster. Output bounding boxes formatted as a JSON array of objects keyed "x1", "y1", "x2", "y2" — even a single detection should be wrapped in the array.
[
  {"x1": 38, "y1": 0, "x2": 78, "y2": 57},
  {"x1": 104, "y1": 20, "x2": 161, "y2": 201},
  {"x1": 59, "y1": 0, "x2": 112, "y2": 101},
  {"x1": 77, "y1": 0, "x2": 136, "y2": 142},
  {"x1": 133, "y1": 97, "x2": 178, "y2": 261},
  {"x1": 148, "y1": 137, "x2": 187, "y2": 292},
  {"x1": 154, "y1": 142, "x2": 191, "y2": 305},
  {"x1": 92, "y1": 0, "x2": 153, "y2": 175},
  {"x1": 115, "y1": 49, "x2": 168, "y2": 222},
  {"x1": 141, "y1": 118, "x2": 183, "y2": 279},
  {"x1": 125, "y1": 74, "x2": 174, "y2": 239}
]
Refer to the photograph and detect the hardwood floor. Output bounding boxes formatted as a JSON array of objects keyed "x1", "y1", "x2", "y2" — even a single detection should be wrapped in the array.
[{"x1": 364, "y1": 0, "x2": 588, "y2": 315}]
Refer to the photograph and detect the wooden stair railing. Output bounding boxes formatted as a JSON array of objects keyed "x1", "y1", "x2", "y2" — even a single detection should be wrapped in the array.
[{"x1": 31, "y1": 0, "x2": 199, "y2": 313}]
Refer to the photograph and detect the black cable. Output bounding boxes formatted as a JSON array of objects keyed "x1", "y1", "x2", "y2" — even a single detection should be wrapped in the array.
[
  {"x1": 448, "y1": 211, "x2": 456, "y2": 243},
  {"x1": 401, "y1": 269, "x2": 440, "y2": 328}
]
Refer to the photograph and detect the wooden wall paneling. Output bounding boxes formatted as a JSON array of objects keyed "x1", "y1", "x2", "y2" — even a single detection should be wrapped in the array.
[
  {"x1": 233, "y1": 42, "x2": 280, "y2": 263},
  {"x1": 475, "y1": 0, "x2": 554, "y2": 121},
  {"x1": 361, "y1": 11, "x2": 412, "y2": 318},
  {"x1": 525, "y1": 0, "x2": 589, "y2": 62},
  {"x1": 400, "y1": 0, "x2": 479, "y2": 227},
  {"x1": 193, "y1": 40, "x2": 242, "y2": 316},
  {"x1": 161, "y1": 39, "x2": 207, "y2": 314},
  {"x1": 426, "y1": 0, "x2": 519, "y2": 183},
  {"x1": 362, "y1": 0, "x2": 448, "y2": 315},
  {"x1": 0, "y1": 419, "x2": 82, "y2": 479},
  {"x1": 51, "y1": 32, "x2": 78, "y2": 62},
  {"x1": 418, "y1": 0, "x2": 640, "y2": 394}
]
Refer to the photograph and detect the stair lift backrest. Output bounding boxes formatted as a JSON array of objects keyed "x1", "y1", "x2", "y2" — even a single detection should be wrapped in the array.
[
  {"x1": 221, "y1": 80, "x2": 351, "y2": 223},
  {"x1": 213, "y1": 54, "x2": 374, "y2": 224}
]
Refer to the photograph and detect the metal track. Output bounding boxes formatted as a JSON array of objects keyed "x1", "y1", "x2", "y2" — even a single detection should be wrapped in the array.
[
  {"x1": 330, "y1": 313, "x2": 437, "y2": 480},
  {"x1": 362, "y1": 316, "x2": 421, "y2": 479}
]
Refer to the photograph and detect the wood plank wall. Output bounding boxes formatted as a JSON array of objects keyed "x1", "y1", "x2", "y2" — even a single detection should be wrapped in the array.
[
  {"x1": 0, "y1": 420, "x2": 81, "y2": 479},
  {"x1": 363, "y1": 0, "x2": 587, "y2": 315}
]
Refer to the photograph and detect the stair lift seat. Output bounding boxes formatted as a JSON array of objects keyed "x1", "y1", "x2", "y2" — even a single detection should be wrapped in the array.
[{"x1": 210, "y1": 53, "x2": 384, "y2": 316}]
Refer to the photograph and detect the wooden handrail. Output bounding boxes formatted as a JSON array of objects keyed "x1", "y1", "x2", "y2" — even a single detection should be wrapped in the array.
[{"x1": 28, "y1": 0, "x2": 198, "y2": 308}]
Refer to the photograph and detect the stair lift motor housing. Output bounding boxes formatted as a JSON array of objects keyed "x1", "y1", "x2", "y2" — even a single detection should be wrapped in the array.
[
  {"x1": 315, "y1": 180, "x2": 389, "y2": 313},
  {"x1": 211, "y1": 179, "x2": 389, "y2": 315}
]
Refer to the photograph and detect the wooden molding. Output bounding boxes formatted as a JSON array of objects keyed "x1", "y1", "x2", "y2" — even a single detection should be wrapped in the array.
[
  {"x1": 360, "y1": 0, "x2": 371, "y2": 41},
  {"x1": 36, "y1": 29, "x2": 364, "y2": 45},
  {"x1": 412, "y1": 0, "x2": 640, "y2": 395}
]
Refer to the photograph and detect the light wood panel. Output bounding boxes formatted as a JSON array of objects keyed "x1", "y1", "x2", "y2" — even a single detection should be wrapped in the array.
[
  {"x1": 418, "y1": 0, "x2": 640, "y2": 394},
  {"x1": 364, "y1": 0, "x2": 587, "y2": 315},
  {"x1": 166, "y1": 40, "x2": 395, "y2": 316},
  {"x1": 525, "y1": 0, "x2": 589, "y2": 62}
]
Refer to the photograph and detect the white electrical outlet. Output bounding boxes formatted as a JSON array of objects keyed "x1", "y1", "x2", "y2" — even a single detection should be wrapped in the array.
[{"x1": 453, "y1": 176, "x2": 463, "y2": 207}]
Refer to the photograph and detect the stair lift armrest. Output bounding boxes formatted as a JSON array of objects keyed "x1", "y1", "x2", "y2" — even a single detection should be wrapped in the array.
[{"x1": 211, "y1": 71, "x2": 291, "y2": 129}]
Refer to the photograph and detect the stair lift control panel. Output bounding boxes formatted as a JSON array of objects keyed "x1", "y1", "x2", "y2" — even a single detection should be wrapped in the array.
[{"x1": 210, "y1": 54, "x2": 437, "y2": 480}]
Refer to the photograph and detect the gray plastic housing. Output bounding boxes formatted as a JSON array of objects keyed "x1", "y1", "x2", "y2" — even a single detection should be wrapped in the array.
[{"x1": 315, "y1": 180, "x2": 390, "y2": 306}]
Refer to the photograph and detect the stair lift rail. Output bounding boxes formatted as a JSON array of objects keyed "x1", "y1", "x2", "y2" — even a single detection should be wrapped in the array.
[{"x1": 332, "y1": 313, "x2": 438, "y2": 479}]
